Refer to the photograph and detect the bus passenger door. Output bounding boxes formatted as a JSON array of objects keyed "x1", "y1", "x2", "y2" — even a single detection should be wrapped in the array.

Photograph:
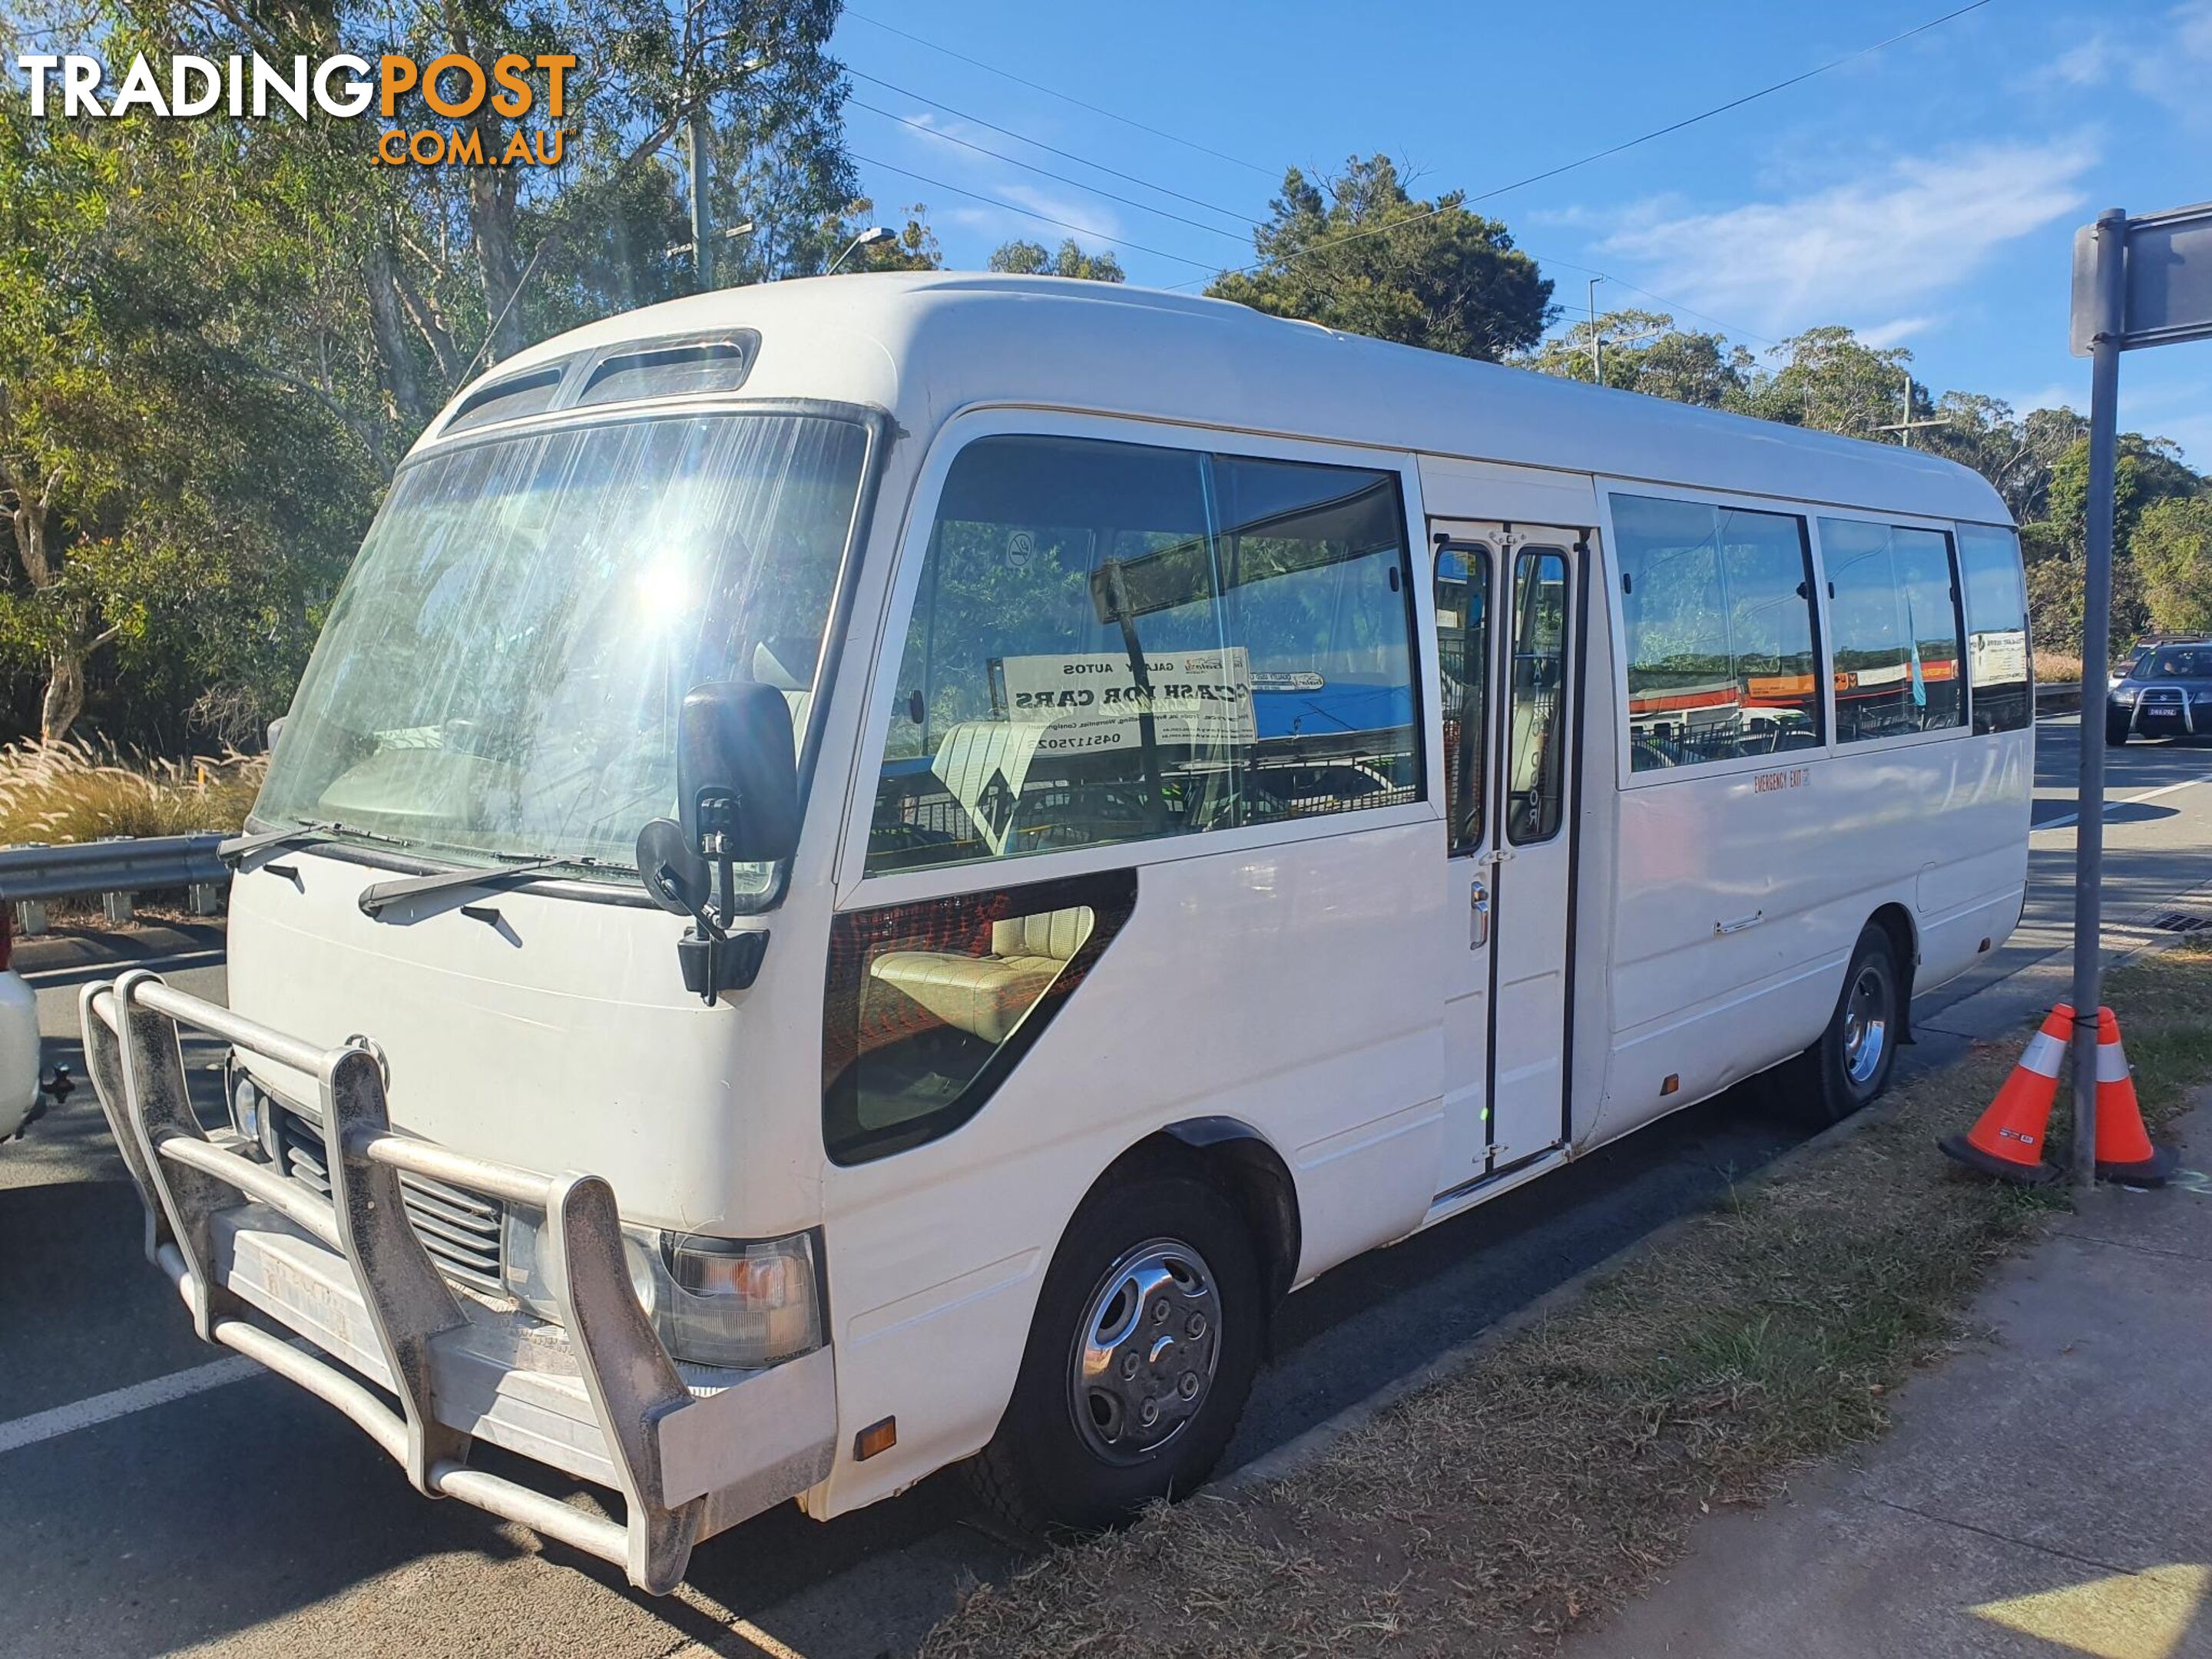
[{"x1": 1431, "y1": 524, "x2": 1579, "y2": 1190}]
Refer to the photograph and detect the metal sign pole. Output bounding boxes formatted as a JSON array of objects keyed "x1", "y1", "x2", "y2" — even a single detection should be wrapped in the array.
[{"x1": 2067, "y1": 207, "x2": 2128, "y2": 1188}]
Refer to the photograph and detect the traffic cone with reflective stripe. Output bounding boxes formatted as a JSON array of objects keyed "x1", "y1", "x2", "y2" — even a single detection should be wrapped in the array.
[
  {"x1": 1940, "y1": 1005, "x2": 2068, "y2": 1185},
  {"x1": 2092, "y1": 1006, "x2": 2179, "y2": 1185}
]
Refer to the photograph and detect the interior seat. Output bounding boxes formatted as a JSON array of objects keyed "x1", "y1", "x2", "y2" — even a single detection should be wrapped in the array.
[{"x1": 869, "y1": 906, "x2": 1096, "y2": 1045}]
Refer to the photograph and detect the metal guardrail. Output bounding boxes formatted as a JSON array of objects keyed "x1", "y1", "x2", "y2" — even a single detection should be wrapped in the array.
[
  {"x1": 2038, "y1": 680, "x2": 2085, "y2": 715},
  {"x1": 0, "y1": 834, "x2": 227, "y2": 932}
]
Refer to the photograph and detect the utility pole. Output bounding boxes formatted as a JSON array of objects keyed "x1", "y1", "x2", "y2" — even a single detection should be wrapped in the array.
[
  {"x1": 679, "y1": 54, "x2": 767, "y2": 292},
  {"x1": 687, "y1": 108, "x2": 712, "y2": 290},
  {"x1": 1588, "y1": 276, "x2": 1604, "y2": 384},
  {"x1": 1875, "y1": 363, "x2": 1948, "y2": 447}
]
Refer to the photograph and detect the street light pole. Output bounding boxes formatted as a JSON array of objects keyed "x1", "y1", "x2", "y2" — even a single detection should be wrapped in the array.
[{"x1": 830, "y1": 226, "x2": 896, "y2": 274}]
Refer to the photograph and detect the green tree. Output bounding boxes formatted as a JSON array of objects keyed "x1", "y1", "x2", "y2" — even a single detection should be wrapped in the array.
[
  {"x1": 1740, "y1": 326, "x2": 1920, "y2": 442},
  {"x1": 0, "y1": 71, "x2": 374, "y2": 742},
  {"x1": 988, "y1": 238, "x2": 1125, "y2": 282},
  {"x1": 1523, "y1": 307, "x2": 1751, "y2": 406},
  {"x1": 2131, "y1": 495, "x2": 2212, "y2": 636},
  {"x1": 1207, "y1": 156, "x2": 1553, "y2": 360},
  {"x1": 2045, "y1": 433, "x2": 2198, "y2": 558}
]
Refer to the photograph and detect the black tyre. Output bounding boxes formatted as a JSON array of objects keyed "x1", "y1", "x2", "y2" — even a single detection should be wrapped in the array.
[
  {"x1": 1769, "y1": 922, "x2": 1902, "y2": 1126},
  {"x1": 2107, "y1": 710, "x2": 2132, "y2": 747},
  {"x1": 969, "y1": 1169, "x2": 1263, "y2": 1535}
]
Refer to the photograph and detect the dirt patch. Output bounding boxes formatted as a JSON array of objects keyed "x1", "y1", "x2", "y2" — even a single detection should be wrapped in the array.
[{"x1": 920, "y1": 941, "x2": 2212, "y2": 1658}]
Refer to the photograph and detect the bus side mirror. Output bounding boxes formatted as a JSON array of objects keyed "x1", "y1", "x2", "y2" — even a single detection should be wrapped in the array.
[{"x1": 677, "y1": 680, "x2": 800, "y2": 865}]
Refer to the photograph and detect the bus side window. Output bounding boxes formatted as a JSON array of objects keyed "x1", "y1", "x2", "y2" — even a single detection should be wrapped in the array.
[
  {"x1": 1434, "y1": 542, "x2": 1492, "y2": 856},
  {"x1": 1820, "y1": 519, "x2": 1967, "y2": 743},
  {"x1": 1506, "y1": 548, "x2": 1570, "y2": 843},
  {"x1": 1612, "y1": 495, "x2": 1821, "y2": 771},
  {"x1": 1955, "y1": 523, "x2": 2030, "y2": 733},
  {"x1": 863, "y1": 433, "x2": 1422, "y2": 878}
]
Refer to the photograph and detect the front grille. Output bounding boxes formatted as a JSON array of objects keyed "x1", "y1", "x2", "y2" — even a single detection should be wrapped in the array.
[{"x1": 272, "y1": 1106, "x2": 506, "y2": 1296}]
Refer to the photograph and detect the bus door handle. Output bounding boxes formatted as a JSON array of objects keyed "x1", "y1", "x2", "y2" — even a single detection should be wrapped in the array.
[{"x1": 1469, "y1": 877, "x2": 1491, "y2": 949}]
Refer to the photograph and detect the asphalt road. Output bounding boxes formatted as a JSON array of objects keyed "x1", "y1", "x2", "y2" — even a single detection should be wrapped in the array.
[{"x1": 3, "y1": 717, "x2": 2209, "y2": 1659}]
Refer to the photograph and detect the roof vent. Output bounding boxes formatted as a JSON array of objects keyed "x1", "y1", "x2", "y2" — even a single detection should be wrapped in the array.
[
  {"x1": 577, "y1": 333, "x2": 759, "y2": 407},
  {"x1": 443, "y1": 366, "x2": 565, "y2": 435}
]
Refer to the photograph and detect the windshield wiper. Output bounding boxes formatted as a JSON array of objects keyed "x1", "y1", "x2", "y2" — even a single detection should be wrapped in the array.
[
  {"x1": 356, "y1": 852, "x2": 609, "y2": 919},
  {"x1": 220, "y1": 819, "x2": 416, "y2": 868}
]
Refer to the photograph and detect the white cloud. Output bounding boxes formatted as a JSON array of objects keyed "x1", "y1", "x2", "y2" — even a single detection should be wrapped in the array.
[
  {"x1": 863, "y1": 107, "x2": 1128, "y2": 252},
  {"x1": 1598, "y1": 141, "x2": 2096, "y2": 341},
  {"x1": 990, "y1": 181, "x2": 1124, "y2": 246},
  {"x1": 2018, "y1": 2, "x2": 2212, "y2": 124},
  {"x1": 2018, "y1": 32, "x2": 2117, "y2": 91},
  {"x1": 1998, "y1": 381, "x2": 2086, "y2": 416},
  {"x1": 2130, "y1": 0, "x2": 2212, "y2": 122},
  {"x1": 1859, "y1": 315, "x2": 1943, "y2": 348}
]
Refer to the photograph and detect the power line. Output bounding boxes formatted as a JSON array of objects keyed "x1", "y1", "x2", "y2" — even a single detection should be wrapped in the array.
[
  {"x1": 848, "y1": 98, "x2": 1252, "y2": 243},
  {"x1": 1193, "y1": 0, "x2": 1998, "y2": 288},
  {"x1": 846, "y1": 68, "x2": 1260, "y2": 229},
  {"x1": 849, "y1": 153, "x2": 1221, "y2": 270},
  {"x1": 843, "y1": 8, "x2": 1279, "y2": 177}
]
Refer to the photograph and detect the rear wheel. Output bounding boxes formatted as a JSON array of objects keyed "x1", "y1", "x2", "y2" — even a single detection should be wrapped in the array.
[
  {"x1": 969, "y1": 1169, "x2": 1263, "y2": 1535},
  {"x1": 1770, "y1": 923, "x2": 1901, "y2": 1125}
]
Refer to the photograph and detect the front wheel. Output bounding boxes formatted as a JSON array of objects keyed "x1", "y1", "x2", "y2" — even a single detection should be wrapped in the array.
[
  {"x1": 1770, "y1": 923, "x2": 1901, "y2": 1125},
  {"x1": 968, "y1": 1169, "x2": 1263, "y2": 1535},
  {"x1": 2107, "y1": 710, "x2": 2133, "y2": 747}
]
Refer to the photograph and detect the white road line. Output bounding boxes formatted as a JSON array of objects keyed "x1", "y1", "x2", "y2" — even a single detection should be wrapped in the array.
[
  {"x1": 0, "y1": 1355, "x2": 262, "y2": 1456},
  {"x1": 2034, "y1": 773, "x2": 2212, "y2": 833},
  {"x1": 20, "y1": 946, "x2": 228, "y2": 985}
]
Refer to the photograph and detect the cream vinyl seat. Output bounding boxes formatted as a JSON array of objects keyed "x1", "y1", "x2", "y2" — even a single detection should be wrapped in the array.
[{"x1": 869, "y1": 907, "x2": 1095, "y2": 1045}]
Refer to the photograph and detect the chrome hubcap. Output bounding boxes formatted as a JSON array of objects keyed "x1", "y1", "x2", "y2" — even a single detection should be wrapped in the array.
[
  {"x1": 1842, "y1": 962, "x2": 1892, "y2": 1087},
  {"x1": 1070, "y1": 1238, "x2": 1220, "y2": 1463}
]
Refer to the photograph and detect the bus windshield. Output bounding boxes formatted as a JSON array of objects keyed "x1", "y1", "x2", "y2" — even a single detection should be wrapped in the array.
[{"x1": 256, "y1": 411, "x2": 869, "y2": 878}]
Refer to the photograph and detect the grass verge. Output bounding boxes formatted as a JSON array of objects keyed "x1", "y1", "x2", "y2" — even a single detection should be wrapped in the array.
[
  {"x1": 922, "y1": 939, "x2": 2212, "y2": 1659},
  {"x1": 0, "y1": 738, "x2": 262, "y2": 846}
]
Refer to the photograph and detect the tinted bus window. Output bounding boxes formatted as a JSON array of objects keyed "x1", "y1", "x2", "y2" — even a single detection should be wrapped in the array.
[
  {"x1": 1613, "y1": 495, "x2": 1822, "y2": 772},
  {"x1": 1956, "y1": 523, "x2": 2031, "y2": 733},
  {"x1": 1435, "y1": 542, "x2": 1492, "y2": 856},
  {"x1": 866, "y1": 435, "x2": 1420, "y2": 875},
  {"x1": 1505, "y1": 548, "x2": 1570, "y2": 842},
  {"x1": 1820, "y1": 519, "x2": 1965, "y2": 743}
]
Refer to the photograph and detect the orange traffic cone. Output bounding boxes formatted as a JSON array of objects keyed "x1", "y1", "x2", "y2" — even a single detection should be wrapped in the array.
[
  {"x1": 2092, "y1": 1006, "x2": 2179, "y2": 1185},
  {"x1": 1940, "y1": 1005, "x2": 2069, "y2": 1184}
]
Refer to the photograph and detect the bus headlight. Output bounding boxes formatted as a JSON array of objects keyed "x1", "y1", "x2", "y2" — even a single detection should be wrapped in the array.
[{"x1": 501, "y1": 1211, "x2": 823, "y2": 1370}]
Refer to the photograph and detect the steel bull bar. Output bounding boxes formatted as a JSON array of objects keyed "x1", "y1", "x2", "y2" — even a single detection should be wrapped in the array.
[{"x1": 81, "y1": 970, "x2": 835, "y2": 1592}]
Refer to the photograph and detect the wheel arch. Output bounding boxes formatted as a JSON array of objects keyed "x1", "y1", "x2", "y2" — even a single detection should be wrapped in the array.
[
  {"x1": 1100, "y1": 1118, "x2": 1303, "y2": 1314},
  {"x1": 1868, "y1": 901, "x2": 1919, "y2": 1042}
]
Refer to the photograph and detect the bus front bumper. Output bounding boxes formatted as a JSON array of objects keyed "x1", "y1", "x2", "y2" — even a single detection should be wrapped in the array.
[{"x1": 80, "y1": 969, "x2": 836, "y2": 1594}]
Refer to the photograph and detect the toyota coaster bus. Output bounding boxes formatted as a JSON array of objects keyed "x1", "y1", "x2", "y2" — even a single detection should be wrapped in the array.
[{"x1": 84, "y1": 273, "x2": 2032, "y2": 1591}]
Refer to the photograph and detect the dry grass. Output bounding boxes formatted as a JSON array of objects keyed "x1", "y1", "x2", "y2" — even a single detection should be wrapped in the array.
[
  {"x1": 921, "y1": 940, "x2": 2212, "y2": 1659},
  {"x1": 2034, "y1": 649, "x2": 2085, "y2": 685},
  {"x1": 0, "y1": 738, "x2": 263, "y2": 847}
]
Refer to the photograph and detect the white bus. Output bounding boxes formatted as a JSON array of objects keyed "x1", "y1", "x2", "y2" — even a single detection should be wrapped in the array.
[{"x1": 83, "y1": 273, "x2": 2031, "y2": 1591}]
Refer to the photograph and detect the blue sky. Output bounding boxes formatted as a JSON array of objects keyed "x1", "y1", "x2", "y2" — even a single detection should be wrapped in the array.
[{"x1": 834, "y1": 0, "x2": 2212, "y2": 468}]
